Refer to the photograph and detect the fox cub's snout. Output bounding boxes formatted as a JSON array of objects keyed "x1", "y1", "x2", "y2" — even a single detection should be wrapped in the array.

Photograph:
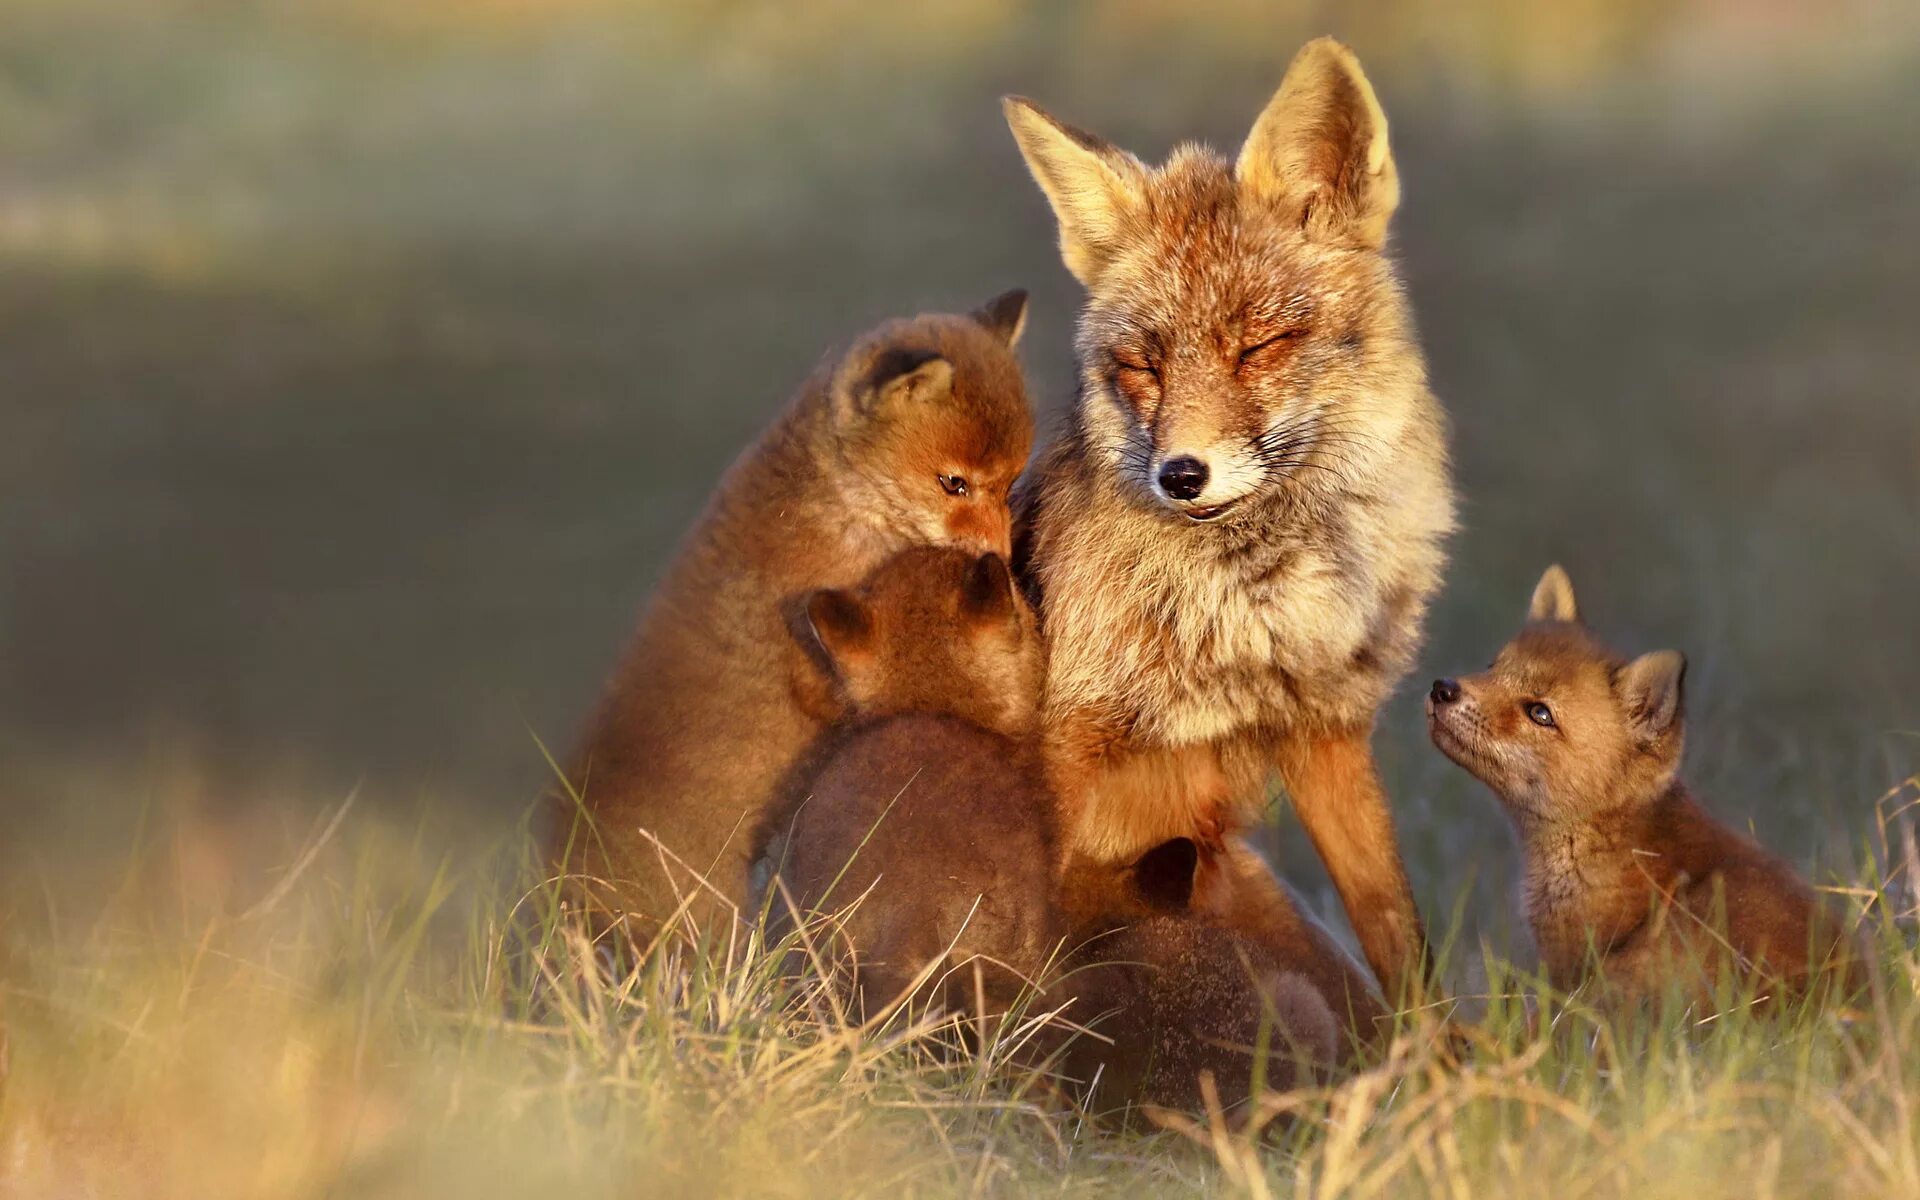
[{"x1": 1427, "y1": 564, "x2": 1687, "y2": 826}]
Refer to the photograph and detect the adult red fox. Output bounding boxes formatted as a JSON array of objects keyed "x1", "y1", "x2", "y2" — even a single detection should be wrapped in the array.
[{"x1": 1003, "y1": 38, "x2": 1455, "y2": 1004}]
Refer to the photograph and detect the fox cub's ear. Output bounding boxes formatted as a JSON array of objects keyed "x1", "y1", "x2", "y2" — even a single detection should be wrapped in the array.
[
  {"x1": 1617, "y1": 650, "x2": 1686, "y2": 741},
  {"x1": 1002, "y1": 96, "x2": 1146, "y2": 287},
  {"x1": 837, "y1": 347, "x2": 954, "y2": 426},
  {"x1": 971, "y1": 288, "x2": 1029, "y2": 348},
  {"x1": 801, "y1": 589, "x2": 874, "y2": 674},
  {"x1": 1237, "y1": 37, "x2": 1399, "y2": 250},
  {"x1": 962, "y1": 552, "x2": 1014, "y2": 617},
  {"x1": 1130, "y1": 838, "x2": 1200, "y2": 912},
  {"x1": 1527, "y1": 564, "x2": 1581, "y2": 624}
]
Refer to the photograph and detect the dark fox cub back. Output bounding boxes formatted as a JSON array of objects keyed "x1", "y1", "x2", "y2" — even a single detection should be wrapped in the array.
[
  {"x1": 751, "y1": 546, "x2": 1060, "y2": 1017},
  {"x1": 1427, "y1": 565, "x2": 1864, "y2": 1006},
  {"x1": 1055, "y1": 838, "x2": 1343, "y2": 1120}
]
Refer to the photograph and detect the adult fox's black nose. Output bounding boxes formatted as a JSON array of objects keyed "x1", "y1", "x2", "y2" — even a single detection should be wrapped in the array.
[
  {"x1": 1157, "y1": 456, "x2": 1209, "y2": 501},
  {"x1": 1430, "y1": 678, "x2": 1461, "y2": 705}
]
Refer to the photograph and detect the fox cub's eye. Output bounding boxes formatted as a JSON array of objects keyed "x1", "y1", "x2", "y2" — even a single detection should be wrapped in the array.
[
  {"x1": 938, "y1": 474, "x2": 970, "y2": 497},
  {"x1": 1525, "y1": 702, "x2": 1556, "y2": 728}
]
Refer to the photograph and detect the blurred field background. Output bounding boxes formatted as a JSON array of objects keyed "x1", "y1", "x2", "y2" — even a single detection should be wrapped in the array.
[{"x1": 1, "y1": 1, "x2": 1919, "y2": 1193}]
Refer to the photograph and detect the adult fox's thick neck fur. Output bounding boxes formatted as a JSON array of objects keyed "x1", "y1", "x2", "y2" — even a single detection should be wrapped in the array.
[
  {"x1": 551, "y1": 294, "x2": 1033, "y2": 933},
  {"x1": 1004, "y1": 38, "x2": 1455, "y2": 1006}
]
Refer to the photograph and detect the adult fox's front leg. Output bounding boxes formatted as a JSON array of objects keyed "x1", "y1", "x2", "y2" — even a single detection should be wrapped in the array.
[{"x1": 1280, "y1": 729, "x2": 1436, "y2": 1006}]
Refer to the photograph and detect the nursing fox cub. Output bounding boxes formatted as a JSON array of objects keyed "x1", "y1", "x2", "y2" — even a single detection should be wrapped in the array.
[
  {"x1": 750, "y1": 546, "x2": 1059, "y2": 1018},
  {"x1": 1428, "y1": 566, "x2": 1864, "y2": 1006},
  {"x1": 552, "y1": 293, "x2": 1033, "y2": 931}
]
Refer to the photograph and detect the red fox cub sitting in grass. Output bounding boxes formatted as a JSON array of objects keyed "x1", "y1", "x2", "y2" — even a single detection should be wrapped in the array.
[
  {"x1": 1427, "y1": 565, "x2": 1865, "y2": 1008},
  {"x1": 751, "y1": 546, "x2": 1342, "y2": 1115}
]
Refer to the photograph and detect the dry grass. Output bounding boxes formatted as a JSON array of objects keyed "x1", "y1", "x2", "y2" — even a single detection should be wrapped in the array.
[{"x1": 2, "y1": 775, "x2": 1916, "y2": 1199}]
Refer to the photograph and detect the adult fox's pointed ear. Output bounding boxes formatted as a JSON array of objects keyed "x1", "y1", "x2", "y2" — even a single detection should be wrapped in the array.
[
  {"x1": 1002, "y1": 96, "x2": 1146, "y2": 286},
  {"x1": 1527, "y1": 564, "x2": 1581, "y2": 624},
  {"x1": 1617, "y1": 650, "x2": 1686, "y2": 741},
  {"x1": 801, "y1": 589, "x2": 874, "y2": 674},
  {"x1": 970, "y1": 287, "x2": 1029, "y2": 347},
  {"x1": 1237, "y1": 37, "x2": 1399, "y2": 250}
]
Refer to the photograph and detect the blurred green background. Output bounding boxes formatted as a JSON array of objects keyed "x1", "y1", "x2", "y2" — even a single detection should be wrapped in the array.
[{"x1": 3, "y1": 0, "x2": 1915, "y2": 948}]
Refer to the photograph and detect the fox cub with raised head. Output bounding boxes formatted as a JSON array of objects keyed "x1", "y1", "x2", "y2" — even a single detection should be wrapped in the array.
[
  {"x1": 1427, "y1": 565, "x2": 1865, "y2": 1006},
  {"x1": 552, "y1": 293, "x2": 1033, "y2": 933},
  {"x1": 1003, "y1": 36, "x2": 1454, "y2": 1006},
  {"x1": 750, "y1": 545, "x2": 1060, "y2": 1018}
]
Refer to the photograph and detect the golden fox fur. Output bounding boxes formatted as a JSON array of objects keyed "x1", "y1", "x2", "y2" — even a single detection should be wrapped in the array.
[
  {"x1": 1428, "y1": 566, "x2": 1865, "y2": 1006},
  {"x1": 551, "y1": 293, "x2": 1034, "y2": 931},
  {"x1": 1004, "y1": 37, "x2": 1454, "y2": 1003}
]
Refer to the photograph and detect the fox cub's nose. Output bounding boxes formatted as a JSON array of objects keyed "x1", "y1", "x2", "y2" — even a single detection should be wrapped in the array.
[
  {"x1": 1157, "y1": 456, "x2": 1209, "y2": 501},
  {"x1": 1430, "y1": 678, "x2": 1461, "y2": 705}
]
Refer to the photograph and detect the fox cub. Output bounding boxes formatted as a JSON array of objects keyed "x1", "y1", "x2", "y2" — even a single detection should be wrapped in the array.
[
  {"x1": 554, "y1": 292, "x2": 1033, "y2": 932},
  {"x1": 1428, "y1": 565, "x2": 1864, "y2": 1006},
  {"x1": 752, "y1": 547, "x2": 1342, "y2": 1114},
  {"x1": 750, "y1": 545, "x2": 1059, "y2": 1018},
  {"x1": 1059, "y1": 840, "x2": 1343, "y2": 1118}
]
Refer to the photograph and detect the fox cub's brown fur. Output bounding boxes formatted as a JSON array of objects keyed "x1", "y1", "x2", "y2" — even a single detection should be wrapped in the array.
[
  {"x1": 1062, "y1": 913, "x2": 1341, "y2": 1119},
  {"x1": 749, "y1": 546, "x2": 1059, "y2": 1017},
  {"x1": 1004, "y1": 38, "x2": 1454, "y2": 1002},
  {"x1": 1428, "y1": 566, "x2": 1865, "y2": 1006},
  {"x1": 553, "y1": 293, "x2": 1033, "y2": 930},
  {"x1": 1059, "y1": 837, "x2": 1358, "y2": 1119}
]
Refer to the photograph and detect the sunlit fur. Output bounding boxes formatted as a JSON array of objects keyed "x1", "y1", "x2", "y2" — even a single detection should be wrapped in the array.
[
  {"x1": 1005, "y1": 38, "x2": 1454, "y2": 1004},
  {"x1": 1429, "y1": 566, "x2": 1865, "y2": 1005},
  {"x1": 551, "y1": 297, "x2": 1033, "y2": 929}
]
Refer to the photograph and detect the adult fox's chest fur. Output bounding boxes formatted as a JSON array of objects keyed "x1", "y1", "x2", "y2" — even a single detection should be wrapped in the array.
[{"x1": 1029, "y1": 426, "x2": 1447, "y2": 750}]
